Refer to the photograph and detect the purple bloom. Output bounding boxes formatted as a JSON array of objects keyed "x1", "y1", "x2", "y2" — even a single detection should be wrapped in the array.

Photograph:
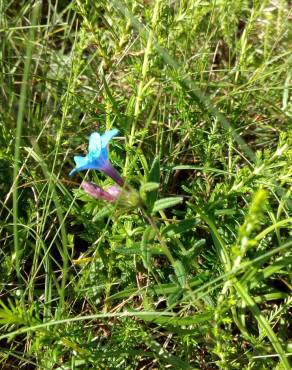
[
  {"x1": 69, "y1": 129, "x2": 124, "y2": 186},
  {"x1": 82, "y1": 181, "x2": 141, "y2": 208},
  {"x1": 106, "y1": 185, "x2": 122, "y2": 198},
  {"x1": 81, "y1": 182, "x2": 121, "y2": 203}
]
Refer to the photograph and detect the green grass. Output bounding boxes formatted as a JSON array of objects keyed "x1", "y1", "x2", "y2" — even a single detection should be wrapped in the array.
[{"x1": 0, "y1": 0, "x2": 292, "y2": 368}]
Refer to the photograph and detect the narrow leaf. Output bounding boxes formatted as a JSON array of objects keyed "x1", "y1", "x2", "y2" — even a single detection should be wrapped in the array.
[
  {"x1": 173, "y1": 260, "x2": 187, "y2": 288},
  {"x1": 152, "y1": 197, "x2": 183, "y2": 213},
  {"x1": 146, "y1": 157, "x2": 160, "y2": 207}
]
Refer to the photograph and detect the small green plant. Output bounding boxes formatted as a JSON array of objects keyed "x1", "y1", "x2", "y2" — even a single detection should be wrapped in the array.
[{"x1": 0, "y1": 0, "x2": 291, "y2": 368}]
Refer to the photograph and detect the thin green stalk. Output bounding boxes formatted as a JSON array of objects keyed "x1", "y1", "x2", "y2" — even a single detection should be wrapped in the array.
[
  {"x1": 13, "y1": 2, "x2": 41, "y2": 282},
  {"x1": 141, "y1": 207, "x2": 175, "y2": 266},
  {"x1": 234, "y1": 279, "x2": 290, "y2": 370},
  {"x1": 29, "y1": 144, "x2": 69, "y2": 311},
  {"x1": 0, "y1": 311, "x2": 174, "y2": 342},
  {"x1": 124, "y1": 0, "x2": 161, "y2": 173},
  {"x1": 133, "y1": 0, "x2": 160, "y2": 118}
]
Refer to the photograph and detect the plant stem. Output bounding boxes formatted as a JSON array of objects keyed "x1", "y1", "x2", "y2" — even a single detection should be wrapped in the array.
[{"x1": 13, "y1": 2, "x2": 40, "y2": 283}]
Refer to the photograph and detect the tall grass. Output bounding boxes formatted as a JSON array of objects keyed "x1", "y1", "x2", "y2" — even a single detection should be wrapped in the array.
[{"x1": 0, "y1": 0, "x2": 291, "y2": 368}]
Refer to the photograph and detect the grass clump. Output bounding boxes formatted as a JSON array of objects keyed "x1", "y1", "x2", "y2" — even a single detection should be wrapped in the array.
[{"x1": 0, "y1": 0, "x2": 291, "y2": 369}]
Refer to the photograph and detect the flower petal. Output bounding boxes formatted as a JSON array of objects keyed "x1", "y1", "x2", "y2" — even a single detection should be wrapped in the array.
[
  {"x1": 101, "y1": 129, "x2": 119, "y2": 148},
  {"x1": 88, "y1": 132, "x2": 102, "y2": 158},
  {"x1": 101, "y1": 162, "x2": 124, "y2": 186},
  {"x1": 69, "y1": 129, "x2": 123, "y2": 184},
  {"x1": 69, "y1": 156, "x2": 90, "y2": 176},
  {"x1": 74, "y1": 155, "x2": 89, "y2": 168}
]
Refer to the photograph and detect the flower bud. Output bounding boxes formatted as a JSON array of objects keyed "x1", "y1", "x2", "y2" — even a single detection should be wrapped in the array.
[{"x1": 81, "y1": 182, "x2": 116, "y2": 202}]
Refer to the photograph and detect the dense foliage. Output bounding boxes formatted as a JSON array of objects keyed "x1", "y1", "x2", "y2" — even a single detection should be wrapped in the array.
[{"x1": 0, "y1": 0, "x2": 291, "y2": 369}]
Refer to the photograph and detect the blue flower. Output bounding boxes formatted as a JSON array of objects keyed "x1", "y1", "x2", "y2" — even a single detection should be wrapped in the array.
[{"x1": 69, "y1": 129, "x2": 124, "y2": 186}]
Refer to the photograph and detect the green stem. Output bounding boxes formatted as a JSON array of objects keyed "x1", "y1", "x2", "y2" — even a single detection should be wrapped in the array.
[
  {"x1": 124, "y1": 0, "x2": 161, "y2": 173},
  {"x1": 141, "y1": 207, "x2": 175, "y2": 265},
  {"x1": 13, "y1": 2, "x2": 41, "y2": 282}
]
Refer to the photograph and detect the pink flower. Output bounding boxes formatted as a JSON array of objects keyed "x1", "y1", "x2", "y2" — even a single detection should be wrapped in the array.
[
  {"x1": 81, "y1": 181, "x2": 141, "y2": 208},
  {"x1": 81, "y1": 182, "x2": 121, "y2": 203}
]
